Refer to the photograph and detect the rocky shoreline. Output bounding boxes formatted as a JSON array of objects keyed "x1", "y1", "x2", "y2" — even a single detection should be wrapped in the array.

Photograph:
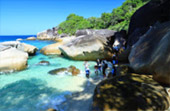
[
  {"x1": 0, "y1": 0, "x2": 170, "y2": 110},
  {"x1": 0, "y1": 41, "x2": 38, "y2": 73},
  {"x1": 45, "y1": 0, "x2": 170, "y2": 110}
]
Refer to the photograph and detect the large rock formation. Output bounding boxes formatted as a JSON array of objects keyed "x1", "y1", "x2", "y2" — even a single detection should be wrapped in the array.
[
  {"x1": 40, "y1": 37, "x2": 75, "y2": 55},
  {"x1": 92, "y1": 74, "x2": 170, "y2": 111},
  {"x1": 0, "y1": 41, "x2": 22, "y2": 48},
  {"x1": 0, "y1": 45, "x2": 10, "y2": 51},
  {"x1": 40, "y1": 42, "x2": 63, "y2": 55},
  {"x1": 0, "y1": 45, "x2": 28, "y2": 73},
  {"x1": 59, "y1": 33, "x2": 68, "y2": 38},
  {"x1": 127, "y1": 0, "x2": 170, "y2": 47},
  {"x1": 59, "y1": 34, "x2": 113, "y2": 61},
  {"x1": 0, "y1": 41, "x2": 38, "y2": 55},
  {"x1": 75, "y1": 29, "x2": 116, "y2": 37},
  {"x1": 37, "y1": 27, "x2": 59, "y2": 40},
  {"x1": 21, "y1": 43, "x2": 38, "y2": 55},
  {"x1": 76, "y1": 29, "x2": 95, "y2": 37},
  {"x1": 129, "y1": 22, "x2": 170, "y2": 85}
]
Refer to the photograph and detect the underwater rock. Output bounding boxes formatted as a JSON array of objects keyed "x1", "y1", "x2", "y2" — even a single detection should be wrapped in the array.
[
  {"x1": 68, "y1": 65, "x2": 80, "y2": 76},
  {"x1": 48, "y1": 68, "x2": 67, "y2": 75},
  {"x1": 48, "y1": 66, "x2": 80, "y2": 76},
  {"x1": 38, "y1": 61, "x2": 50, "y2": 65}
]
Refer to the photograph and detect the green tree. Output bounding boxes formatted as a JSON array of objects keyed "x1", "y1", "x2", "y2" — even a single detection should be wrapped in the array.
[
  {"x1": 58, "y1": 14, "x2": 91, "y2": 35},
  {"x1": 57, "y1": 0, "x2": 150, "y2": 34},
  {"x1": 101, "y1": 13, "x2": 112, "y2": 28},
  {"x1": 109, "y1": 0, "x2": 150, "y2": 31}
]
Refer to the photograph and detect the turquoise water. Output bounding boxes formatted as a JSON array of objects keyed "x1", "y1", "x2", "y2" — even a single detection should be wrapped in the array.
[{"x1": 0, "y1": 39, "x2": 96, "y2": 111}]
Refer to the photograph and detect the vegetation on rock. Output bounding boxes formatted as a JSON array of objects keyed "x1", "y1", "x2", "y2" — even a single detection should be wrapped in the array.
[{"x1": 57, "y1": 0, "x2": 150, "y2": 35}]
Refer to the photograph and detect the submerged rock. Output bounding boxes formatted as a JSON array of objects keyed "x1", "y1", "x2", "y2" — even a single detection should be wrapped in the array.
[
  {"x1": 92, "y1": 74, "x2": 170, "y2": 111},
  {"x1": 38, "y1": 61, "x2": 50, "y2": 65},
  {"x1": 0, "y1": 46, "x2": 28, "y2": 72},
  {"x1": 49, "y1": 68, "x2": 67, "y2": 75},
  {"x1": 68, "y1": 65, "x2": 80, "y2": 76},
  {"x1": 48, "y1": 66, "x2": 80, "y2": 76},
  {"x1": 129, "y1": 22, "x2": 170, "y2": 85}
]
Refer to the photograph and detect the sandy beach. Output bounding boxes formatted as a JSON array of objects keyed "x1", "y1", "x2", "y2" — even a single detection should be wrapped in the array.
[{"x1": 58, "y1": 76, "x2": 103, "y2": 111}]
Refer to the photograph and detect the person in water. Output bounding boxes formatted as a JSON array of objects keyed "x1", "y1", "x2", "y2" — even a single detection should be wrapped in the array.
[
  {"x1": 95, "y1": 59, "x2": 101, "y2": 75},
  {"x1": 84, "y1": 61, "x2": 90, "y2": 79},
  {"x1": 102, "y1": 60, "x2": 108, "y2": 78},
  {"x1": 111, "y1": 54, "x2": 118, "y2": 77}
]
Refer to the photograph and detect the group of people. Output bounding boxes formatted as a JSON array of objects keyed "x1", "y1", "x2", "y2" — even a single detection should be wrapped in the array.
[
  {"x1": 83, "y1": 55, "x2": 118, "y2": 79},
  {"x1": 83, "y1": 39, "x2": 124, "y2": 79}
]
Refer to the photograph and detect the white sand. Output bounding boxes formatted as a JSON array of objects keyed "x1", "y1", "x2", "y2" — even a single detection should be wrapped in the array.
[{"x1": 59, "y1": 76, "x2": 103, "y2": 111}]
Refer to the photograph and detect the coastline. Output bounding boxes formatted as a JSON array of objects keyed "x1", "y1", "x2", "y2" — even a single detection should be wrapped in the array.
[{"x1": 0, "y1": 37, "x2": 97, "y2": 111}]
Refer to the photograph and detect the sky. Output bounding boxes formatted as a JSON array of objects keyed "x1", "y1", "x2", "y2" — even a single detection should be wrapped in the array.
[{"x1": 0, "y1": 0, "x2": 125, "y2": 35}]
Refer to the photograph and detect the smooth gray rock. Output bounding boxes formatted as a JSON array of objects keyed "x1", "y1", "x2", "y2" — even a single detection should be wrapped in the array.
[
  {"x1": 59, "y1": 34, "x2": 113, "y2": 61},
  {"x1": 127, "y1": 0, "x2": 170, "y2": 47},
  {"x1": 75, "y1": 29, "x2": 116, "y2": 38},
  {"x1": 129, "y1": 22, "x2": 170, "y2": 85}
]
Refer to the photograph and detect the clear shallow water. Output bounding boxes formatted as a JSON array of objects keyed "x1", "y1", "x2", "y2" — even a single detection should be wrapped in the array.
[{"x1": 0, "y1": 36, "x2": 96, "y2": 111}]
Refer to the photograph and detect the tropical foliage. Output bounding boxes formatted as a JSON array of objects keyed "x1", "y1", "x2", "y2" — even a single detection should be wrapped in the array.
[{"x1": 57, "y1": 0, "x2": 150, "y2": 35}]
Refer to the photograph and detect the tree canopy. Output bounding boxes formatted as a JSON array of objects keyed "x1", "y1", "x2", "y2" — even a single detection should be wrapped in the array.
[{"x1": 57, "y1": 0, "x2": 150, "y2": 35}]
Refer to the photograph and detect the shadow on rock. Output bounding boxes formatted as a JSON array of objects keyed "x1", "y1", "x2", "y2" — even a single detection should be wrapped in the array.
[{"x1": 92, "y1": 74, "x2": 170, "y2": 111}]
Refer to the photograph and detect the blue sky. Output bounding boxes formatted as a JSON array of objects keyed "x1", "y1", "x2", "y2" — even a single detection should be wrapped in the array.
[{"x1": 0, "y1": 0, "x2": 125, "y2": 35}]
